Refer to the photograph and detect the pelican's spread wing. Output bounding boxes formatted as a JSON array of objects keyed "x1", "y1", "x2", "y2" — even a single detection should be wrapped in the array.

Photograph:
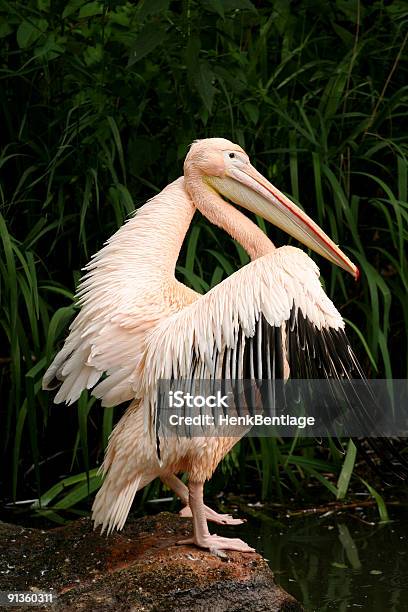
[
  {"x1": 142, "y1": 245, "x2": 407, "y2": 480},
  {"x1": 42, "y1": 178, "x2": 198, "y2": 407},
  {"x1": 43, "y1": 293, "x2": 164, "y2": 407},
  {"x1": 142, "y1": 245, "x2": 343, "y2": 388},
  {"x1": 142, "y1": 243, "x2": 345, "y2": 424},
  {"x1": 43, "y1": 279, "x2": 197, "y2": 407}
]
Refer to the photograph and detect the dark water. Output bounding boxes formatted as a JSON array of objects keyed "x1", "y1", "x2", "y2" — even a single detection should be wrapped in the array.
[{"x1": 218, "y1": 509, "x2": 408, "y2": 612}]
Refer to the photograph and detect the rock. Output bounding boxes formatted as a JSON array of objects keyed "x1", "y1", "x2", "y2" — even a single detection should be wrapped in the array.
[{"x1": 0, "y1": 512, "x2": 303, "y2": 611}]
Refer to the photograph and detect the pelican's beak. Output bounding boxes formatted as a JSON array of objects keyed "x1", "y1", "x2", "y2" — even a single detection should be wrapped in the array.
[{"x1": 206, "y1": 163, "x2": 359, "y2": 279}]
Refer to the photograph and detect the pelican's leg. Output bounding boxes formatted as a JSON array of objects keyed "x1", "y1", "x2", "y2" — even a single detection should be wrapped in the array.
[
  {"x1": 179, "y1": 504, "x2": 245, "y2": 526},
  {"x1": 160, "y1": 474, "x2": 244, "y2": 525},
  {"x1": 177, "y1": 481, "x2": 254, "y2": 553}
]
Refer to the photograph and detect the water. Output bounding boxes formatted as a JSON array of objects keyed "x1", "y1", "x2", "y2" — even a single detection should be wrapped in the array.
[{"x1": 219, "y1": 508, "x2": 408, "y2": 611}]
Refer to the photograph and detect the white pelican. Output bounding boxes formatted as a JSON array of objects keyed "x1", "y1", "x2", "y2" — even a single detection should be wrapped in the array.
[{"x1": 43, "y1": 138, "x2": 403, "y2": 552}]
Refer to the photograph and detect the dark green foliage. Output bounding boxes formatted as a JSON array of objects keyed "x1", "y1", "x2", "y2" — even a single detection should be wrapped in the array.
[{"x1": 0, "y1": 0, "x2": 407, "y2": 516}]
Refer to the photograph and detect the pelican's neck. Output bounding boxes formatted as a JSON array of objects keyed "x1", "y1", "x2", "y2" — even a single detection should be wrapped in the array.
[{"x1": 185, "y1": 176, "x2": 275, "y2": 260}]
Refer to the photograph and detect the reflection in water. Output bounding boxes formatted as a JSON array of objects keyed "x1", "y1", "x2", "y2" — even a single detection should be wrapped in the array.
[{"x1": 218, "y1": 510, "x2": 408, "y2": 611}]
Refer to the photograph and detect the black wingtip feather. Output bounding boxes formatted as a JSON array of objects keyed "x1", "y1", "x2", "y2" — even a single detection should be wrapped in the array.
[{"x1": 286, "y1": 306, "x2": 408, "y2": 485}]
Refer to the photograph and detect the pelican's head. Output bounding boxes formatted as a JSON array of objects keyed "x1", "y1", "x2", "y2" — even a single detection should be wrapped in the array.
[{"x1": 184, "y1": 138, "x2": 359, "y2": 280}]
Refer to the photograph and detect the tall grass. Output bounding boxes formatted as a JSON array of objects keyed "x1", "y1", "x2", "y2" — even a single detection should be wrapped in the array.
[{"x1": 0, "y1": 0, "x2": 407, "y2": 517}]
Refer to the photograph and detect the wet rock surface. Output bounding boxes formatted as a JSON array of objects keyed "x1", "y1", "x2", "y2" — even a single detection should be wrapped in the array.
[{"x1": 0, "y1": 512, "x2": 303, "y2": 611}]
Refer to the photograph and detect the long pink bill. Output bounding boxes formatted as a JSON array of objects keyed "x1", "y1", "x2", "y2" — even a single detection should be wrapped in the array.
[{"x1": 208, "y1": 164, "x2": 359, "y2": 280}]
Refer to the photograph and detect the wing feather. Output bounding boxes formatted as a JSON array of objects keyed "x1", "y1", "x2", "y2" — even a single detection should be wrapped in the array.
[
  {"x1": 141, "y1": 245, "x2": 408, "y2": 481},
  {"x1": 43, "y1": 178, "x2": 198, "y2": 406},
  {"x1": 141, "y1": 245, "x2": 342, "y2": 391}
]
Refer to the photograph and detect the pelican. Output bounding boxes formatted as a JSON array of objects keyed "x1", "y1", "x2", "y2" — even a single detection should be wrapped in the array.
[{"x1": 43, "y1": 138, "x2": 400, "y2": 553}]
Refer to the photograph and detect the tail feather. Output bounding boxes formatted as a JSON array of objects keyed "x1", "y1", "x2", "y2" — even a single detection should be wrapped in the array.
[{"x1": 92, "y1": 472, "x2": 156, "y2": 535}]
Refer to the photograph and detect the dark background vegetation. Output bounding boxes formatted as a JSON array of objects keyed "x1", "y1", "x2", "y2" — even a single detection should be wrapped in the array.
[{"x1": 0, "y1": 0, "x2": 407, "y2": 522}]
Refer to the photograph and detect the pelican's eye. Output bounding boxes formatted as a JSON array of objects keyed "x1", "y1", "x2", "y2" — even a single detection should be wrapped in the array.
[{"x1": 229, "y1": 152, "x2": 235, "y2": 159}]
